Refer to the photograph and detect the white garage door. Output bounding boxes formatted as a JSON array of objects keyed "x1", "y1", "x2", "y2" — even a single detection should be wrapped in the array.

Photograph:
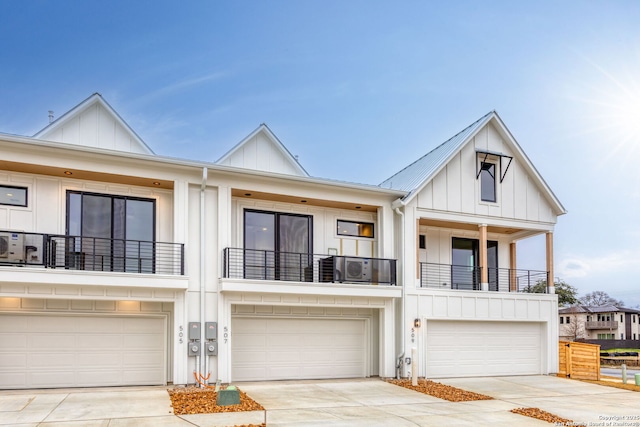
[
  {"x1": 232, "y1": 317, "x2": 367, "y2": 381},
  {"x1": 426, "y1": 321, "x2": 542, "y2": 378},
  {"x1": 0, "y1": 314, "x2": 166, "y2": 389}
]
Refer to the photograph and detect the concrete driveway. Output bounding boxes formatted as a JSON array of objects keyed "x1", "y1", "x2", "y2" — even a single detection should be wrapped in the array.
[{"x1": 1, "y1": 376, "x2": 639, "y2": 426}]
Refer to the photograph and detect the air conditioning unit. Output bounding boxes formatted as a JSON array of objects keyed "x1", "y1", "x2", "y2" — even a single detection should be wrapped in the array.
[
  {"x1": 341, "y1": 257, "x2": 371, "y2": 281},
  {"x1": 0, "y1": 232, "x2": 25, "y2": 262}
]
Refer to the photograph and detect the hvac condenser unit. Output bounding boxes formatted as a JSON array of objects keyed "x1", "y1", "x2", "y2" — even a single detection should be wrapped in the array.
[
  {"x1": 0, "y1": 232, "x2": 25, "y2": 262},
  {"x1": 342, "y1": 257, "x2": 371, "y2": 281}
]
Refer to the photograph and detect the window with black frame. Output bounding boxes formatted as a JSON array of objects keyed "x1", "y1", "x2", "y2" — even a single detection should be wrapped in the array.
[
  {"x1": 244, "y1": 210, "x2": 313, "y2": 282},
  {"x1": 66, "y1": 191, "x2": 155, "y2": 272},
  {"x1": 480, "y1": 162, "x2": 496, "y2": 202}
]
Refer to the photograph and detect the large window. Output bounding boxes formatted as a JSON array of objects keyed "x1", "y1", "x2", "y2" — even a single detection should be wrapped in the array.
[
  {"x1": 480, "y1": 162, "x2": 496, "y2": 202},
  {"x1": 451, "y1": 237, "x2": 498, "y2": 290},
  {"x1": 66, "y1": 191, "x2": 156, "y2": 272},
  {"x1": 244, "y1": 210, "x2": 312, "y2": 281}
]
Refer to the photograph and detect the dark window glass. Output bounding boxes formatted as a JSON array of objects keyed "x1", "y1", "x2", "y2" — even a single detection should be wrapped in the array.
[
  {"x1": 419, "y1": 235, "x2": 426, "y2": 249},
  {"x1": 480, "y1": 162, "x2": 496, "y2": 202},
  {"x1": 66, "y1": 191, "x2": 155, "y2": 272},
  {"x1": 337, "y1": 220, "x2": 374, "y2": 238},
  {"x1": 452, "y1": 237, "x2": 498, "y2": 290},
  {"x1": 244, "y1": 210, "x2": 312, "y2": 281}
]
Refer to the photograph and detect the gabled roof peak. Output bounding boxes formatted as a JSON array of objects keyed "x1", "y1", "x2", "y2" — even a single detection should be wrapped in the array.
[
  {"x1": 216, "y1": 123, "x2": 309, "y2": 177},
  {"x1": 33, "y1": 93, "x2": 154, "y2": 155}
]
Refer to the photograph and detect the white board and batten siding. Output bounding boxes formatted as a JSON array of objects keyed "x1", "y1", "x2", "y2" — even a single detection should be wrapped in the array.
[
  {"x1": 38, "y1": 101, "x2": 150, "y2": 154},
  {"x1": 0, "y1": 313, "x2": 166, "y2": 389},
  {"x1": 415, "y1": 123, "x2": 556, "y2": 224},
  {"x1": 231, "y1": 317, "x2": 367, "y2": 381}
]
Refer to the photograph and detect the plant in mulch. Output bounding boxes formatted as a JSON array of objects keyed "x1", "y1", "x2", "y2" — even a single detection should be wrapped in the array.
[
  {"x1": 385, "y1": 378, "x2": 493, "y2": 402},
  {"x1": 511, "y1": 407, "x2": 577, "y2": 425},
  {"x1": 168, "y1": 386, "x2": 264, "y2": 415}
]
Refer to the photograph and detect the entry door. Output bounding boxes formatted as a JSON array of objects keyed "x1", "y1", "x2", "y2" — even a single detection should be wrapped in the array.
[{"x1": 244, "y1": 210, "x2": 312, "y2": 281}]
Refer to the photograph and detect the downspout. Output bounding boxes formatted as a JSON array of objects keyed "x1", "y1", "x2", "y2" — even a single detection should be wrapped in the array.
[
  {"x1": 200, "y1": 167, "x2": 208, "y2": 383},
  {"x1": 393, "y1": 200, "x2": 405, "y2": 379}
]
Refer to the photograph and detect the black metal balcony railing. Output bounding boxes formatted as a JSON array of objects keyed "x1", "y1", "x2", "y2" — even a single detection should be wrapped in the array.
[
  {"x1": 223, "y1": 248, "x2": 397, "y2": 286},
  {"x1": 419, "y1": 262, "x2": 548, "y2": 293},
  {"x1": 0, "y1": 231, "x2": 184, "y2": 275}
]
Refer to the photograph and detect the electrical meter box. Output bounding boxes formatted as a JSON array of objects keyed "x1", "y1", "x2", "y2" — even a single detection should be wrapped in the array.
[
  {"x1": 188, "y1": 341, "x2": 201, "y2": 356},
  {"x1": 188, "y1": 322, "x2": 201, "y2": 340},
  {"x1": 205, "y1": 322, "x2": 217, "y2": 340},
  {"x1": 206, "y1": 341, "x2": 218, "y2": 356}
]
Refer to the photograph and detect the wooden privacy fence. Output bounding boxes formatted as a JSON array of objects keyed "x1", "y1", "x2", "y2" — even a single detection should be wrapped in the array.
[{"x1": 558, "y1": 340, "x2": 600, "y2": 380}]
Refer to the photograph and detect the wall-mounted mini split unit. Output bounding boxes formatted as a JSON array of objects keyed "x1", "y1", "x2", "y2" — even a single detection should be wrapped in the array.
[
  {"x1": 0, "y1": 232, "x2": 25, "y2": 262},
  {"x1": 342, "y1": 257, "x2": 371, "y2": 281}
]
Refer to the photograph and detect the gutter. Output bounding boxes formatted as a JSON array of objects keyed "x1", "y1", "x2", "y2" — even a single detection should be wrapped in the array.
[
  {"x1": 200, "y1": 167, "x2": 208, "y2": 381},
  {"x1": 393, "y1": 197, "x2": 406, "y2": 378}
]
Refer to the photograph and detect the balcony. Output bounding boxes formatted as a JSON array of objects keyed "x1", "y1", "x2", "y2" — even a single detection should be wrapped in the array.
[
  {"x1": 419, "y1": 262, "x2": 548, "y2": 292},
  {"x1": 223, "y1": 248, "x2": 397, "y2": 286},
  {"x1": 0, "y1": 231, "x2": 184, "y2": 275},
  {"x1": 585, "y1": 321, "x2": 619, "y2": 330}
]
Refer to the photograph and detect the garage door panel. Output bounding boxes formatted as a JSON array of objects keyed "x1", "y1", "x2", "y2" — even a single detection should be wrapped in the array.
[
  {"x1": 232, "y1": 317, "x2": 366, "y2": 381},
  {"x1": 427, "y1": 321, "x2": 542, "y2": 378},
  {"x1": 0, "y1": 314, "x2": 166, "y2": 389},
  {"x1": 123, "y1": 333, "x2": 164, "y2": 349},
  {"x1": 30, "y1": 353, "x2": 77, "y2": 368},
  {"x1": 77, "y1": 353, "x2": 122, "y2": 367},
  {"x1": 0, "y1": 353, "x2": 26, "y2": 369},
  {"x1": 77, "y1": 318, "x2": 122, "y2": 333},
  {"x1": 0, "y1": 334, "x2": 26, "y2": 349},
  {"x1": 33, "y1": 334, "x2": 76, "y2": 349},
  {"x1": 79, "y1": 335, "x2": 123, "y2": 349}
]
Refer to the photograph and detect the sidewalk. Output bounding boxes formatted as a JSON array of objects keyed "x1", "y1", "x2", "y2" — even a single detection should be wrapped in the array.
[{"x1": 1, "y1": 376, "x2": 639, "y2": 426}]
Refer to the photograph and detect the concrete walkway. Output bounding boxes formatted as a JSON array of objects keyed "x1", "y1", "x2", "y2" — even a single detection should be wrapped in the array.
[{"x1": 0, "y1": 376, "x2": 639, "y2": 426}]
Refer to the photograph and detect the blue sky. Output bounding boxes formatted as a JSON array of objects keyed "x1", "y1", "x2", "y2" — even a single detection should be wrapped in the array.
[{"x1": 1, "y1": 1, "x2": 640, "y2": 306}]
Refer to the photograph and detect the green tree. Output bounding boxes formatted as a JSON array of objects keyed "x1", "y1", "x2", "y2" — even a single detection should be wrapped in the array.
[{"x1": 523, "y1": 279, "x2": 578, "y2": 307}]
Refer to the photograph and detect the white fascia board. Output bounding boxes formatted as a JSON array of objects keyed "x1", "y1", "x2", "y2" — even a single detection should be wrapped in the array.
[
  {"x1": 0, "y1": 268, "x2": 190, "y2": 290},
  {"x1": 414, "y1": 207, "x2": 557, "y2": 232},
  {"x1": 0, "y1": 133, "x2": 406, "y2": 198},
  {"x1": 220, "y1": 279, "x2": 402, "y2": 299}
]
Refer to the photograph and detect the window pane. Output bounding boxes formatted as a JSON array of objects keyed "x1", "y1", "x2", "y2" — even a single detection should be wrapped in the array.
[
  {"x1": 480, "y1": 162, "x2": 496, "y2": 202},
  {"x1": 337, "y1": 220, "x2": 374, "y2": 238},
  {"x1": 244, "y1": 211, "x2": 275, "y2": 251},
  {"x1": 0, "y1": 186, "x2": 27, "y2": 207},
  {"x1": 82, "y1": 195, "x2": 112, "y2": 238}
]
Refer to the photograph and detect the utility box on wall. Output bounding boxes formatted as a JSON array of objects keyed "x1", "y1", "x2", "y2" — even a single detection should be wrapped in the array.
[
  {"x1": 188, "y1": 341, "x2": 201, "y2": 356},
  {"x1": 205, "y1": 322, "x2": 217, "y2": 340},
  {"x1": 206, "y1": 341, "x2": 218, "y2": 356},
  {"x1": 188, "y1": 322, "x2": 201, "y2": 340}
]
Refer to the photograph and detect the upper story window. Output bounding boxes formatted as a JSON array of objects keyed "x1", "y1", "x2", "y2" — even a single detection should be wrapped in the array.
[
  {"x1": 67, "y1": 191, "x2": 155, "y2": 241},
  {"x1": 337, "y1": 220, "x2": 374, "y2": 238},
  {"x1": 0, "y1": 185, "x2": 27, "y2": 207},
  {"x1": 66, "y1": 191, "x2": 156, "y2": 272},
  {"x1": 480, "y1": 162, "x2": 496, "y2": 202}
]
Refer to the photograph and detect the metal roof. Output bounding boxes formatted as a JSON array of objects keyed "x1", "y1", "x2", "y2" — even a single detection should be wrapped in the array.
[{"x1": 379, "y1": 111, "x2": 495, "y2": 194}]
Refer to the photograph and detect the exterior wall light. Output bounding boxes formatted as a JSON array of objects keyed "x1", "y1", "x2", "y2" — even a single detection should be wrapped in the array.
[{"x1": 414, "y1": 318, "x2": 421, "y2": 328}]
